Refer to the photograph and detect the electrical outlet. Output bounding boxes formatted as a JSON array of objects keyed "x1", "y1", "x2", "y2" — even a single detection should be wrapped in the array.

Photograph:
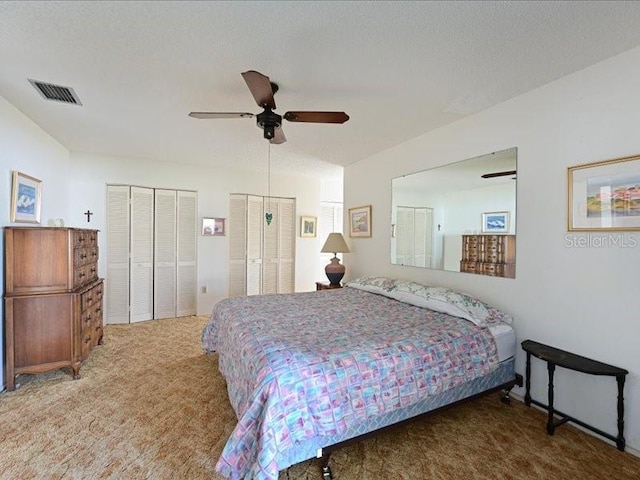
[{"x1": 201, "y1": 286, "x2": 207, "y2": 294}]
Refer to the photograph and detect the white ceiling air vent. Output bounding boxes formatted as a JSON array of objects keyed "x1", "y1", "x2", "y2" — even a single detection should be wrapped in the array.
[{"x1": 28, "y1": 79, "x2": 82, "y2": 105}]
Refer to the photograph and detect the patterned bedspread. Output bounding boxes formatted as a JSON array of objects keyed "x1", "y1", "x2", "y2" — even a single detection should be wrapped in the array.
[{"x1": 202, "y1": 287, "x2": 500, "y2": 480}]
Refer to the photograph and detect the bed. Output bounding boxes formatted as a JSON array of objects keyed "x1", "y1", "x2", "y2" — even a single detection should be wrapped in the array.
[{"x1": 202, "y1": 277, "x2": 518, "y2": 480}]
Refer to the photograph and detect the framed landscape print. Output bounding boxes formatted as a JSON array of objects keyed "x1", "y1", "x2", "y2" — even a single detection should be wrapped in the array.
[
  {"x1": 349, "y1": 205, "x2": 372, "y2": 237},
  {"x1": 481, "y1": 211, "x2": 510, "y2": 233},
  {"x1": 10, "y1": 171, "x2": 42, "y2": 223},
  {"x1": 568, "y1": 154, "x2": 640, "y2": 231}
]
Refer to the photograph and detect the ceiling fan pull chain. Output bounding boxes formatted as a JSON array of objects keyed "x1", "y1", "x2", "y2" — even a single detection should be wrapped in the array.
[{"x1": 265, "y1": 142, "x2": 273, "y2": 225}]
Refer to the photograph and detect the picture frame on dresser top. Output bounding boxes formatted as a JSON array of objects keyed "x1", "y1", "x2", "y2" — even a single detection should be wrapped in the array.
[
  {"x1": 10, "y1": 171, "x2": 42, "y2": 223},
  {"x1": 568, "y1": 154, "x2": 640, "y2": 231},
  {"x1": 481, "y1": 211, "x2": 510, "y2": 233}
]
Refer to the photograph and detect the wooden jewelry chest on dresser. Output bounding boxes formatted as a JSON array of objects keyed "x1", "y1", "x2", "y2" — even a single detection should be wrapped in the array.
[{"x1": 3, "y1": 227, "x2": 104, "y2": 391}]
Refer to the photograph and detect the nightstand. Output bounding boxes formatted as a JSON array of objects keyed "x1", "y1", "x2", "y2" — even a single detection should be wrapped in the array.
[{"x1": 316, "y1": 281, "x2": 343, "y2": 291}]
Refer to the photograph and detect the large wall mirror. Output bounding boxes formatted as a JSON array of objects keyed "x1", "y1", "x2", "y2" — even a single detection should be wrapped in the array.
[{"x1": 391, "y1": 147, "x2": 517, "y2": 278}]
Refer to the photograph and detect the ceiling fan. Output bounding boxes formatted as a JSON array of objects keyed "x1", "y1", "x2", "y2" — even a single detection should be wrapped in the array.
[
  {"x1": 481, "y1": 170, "x2": 517, "y2": 179},
  {"x1": 189, "y1": 70, "x2": 350, "y2": 144}
]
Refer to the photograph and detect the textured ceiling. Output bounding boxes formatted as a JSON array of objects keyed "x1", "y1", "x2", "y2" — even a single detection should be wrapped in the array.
[{"x1": 2, "y1": 1, "x2": 640, "y2": 179}]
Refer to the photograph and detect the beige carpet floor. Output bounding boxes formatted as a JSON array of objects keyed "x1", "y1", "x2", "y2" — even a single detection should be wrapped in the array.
[{"x1": 0, "y1": 315, "x2": 638, "y2": 480}]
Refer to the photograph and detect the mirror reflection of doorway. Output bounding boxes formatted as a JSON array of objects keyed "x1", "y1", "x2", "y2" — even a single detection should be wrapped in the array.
[{"x1": 395, "y1": 206, "x2": 433, "y2": 267}]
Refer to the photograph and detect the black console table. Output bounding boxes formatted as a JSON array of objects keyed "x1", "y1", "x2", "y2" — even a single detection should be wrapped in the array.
[{"x1": 521, "y1": 339, "x2": 628, "y2": 451}]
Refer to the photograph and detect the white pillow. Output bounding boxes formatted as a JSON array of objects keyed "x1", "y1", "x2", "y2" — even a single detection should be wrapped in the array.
[
  {"x1": 390, "y1": 281, "x2": 513, "y2": 327},
  {"x1": 345, "y1": 276, "x2": 399, "y2": 296}
]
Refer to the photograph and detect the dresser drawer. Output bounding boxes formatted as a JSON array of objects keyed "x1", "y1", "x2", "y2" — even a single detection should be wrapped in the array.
[
  {"x1": 81, "y1": 331, "x2": 93, "y2": 359},
  {"x1": 460, "y1": 260, "x2": 479, "y2": 273},
  {"x1": 74, "y1": 246, "x2": 99, "y2": 267},
  {"x1": 73, "y1": 229, "x2": 98, "y2": 249},
  {"x1": 74, "y1": 263, "x2": 98, "y2": 289},
  {"x1": 81, "y1": 282, "x2": 103, "y2": 310}
]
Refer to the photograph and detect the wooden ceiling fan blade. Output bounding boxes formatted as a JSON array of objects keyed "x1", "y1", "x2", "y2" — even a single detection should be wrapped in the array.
[
  {"x1": 242, "y1": 70, "x2": 276, "y2": 109},
  {"x1": 283, "y1": 111, "x2": 349, "y2": 124},
  {"x1": 270, "y1": 126, "x2": 286, "y2": 145},
  {"x1": 481, "y1": 170, "x2": 517, "y2": 179},
  {"x1": 189, "y1": 112, "x2": 254, "y2": 119}
]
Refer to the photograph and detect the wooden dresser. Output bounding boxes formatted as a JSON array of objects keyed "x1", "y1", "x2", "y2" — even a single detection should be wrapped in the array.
[
  {"x1": 460, "y1": 234, "x2": 516, "y2": 278},
  {"x1": 4, "y1": 227, "x2": 103, "y2": 391}
]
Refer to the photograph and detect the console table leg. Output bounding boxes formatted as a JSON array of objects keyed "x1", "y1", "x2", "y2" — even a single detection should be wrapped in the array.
[
  {"x1": 616, "y1": 374, "x2": 626, "y2": 451},
  {"x1": 547, "y1": 362, "x2": 556, "y2": 435},
  {"x1": 524, "y1": 352, "x2": 531, "y2": 406}
]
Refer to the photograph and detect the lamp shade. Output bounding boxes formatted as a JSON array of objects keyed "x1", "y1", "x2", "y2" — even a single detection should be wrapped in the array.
[{"x1": 321, "y1": 233, "x2": 350, "y2": 254}]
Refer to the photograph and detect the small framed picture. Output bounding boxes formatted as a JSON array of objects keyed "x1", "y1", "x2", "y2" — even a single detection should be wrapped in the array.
[
  {"x1": 202, "y1": 217, "x2": 225, "y2": 236},
  {"x1": 300, "y1": 216, "x2": 317, "y2": 237},
  {"x1": 10, "y1": 171, "x2": 42, "y2": 223},
  {"x1": 481, "y1": 211, "x2": 510, "y2": 233},
  {"x1": 349, "y1": 205, "x2": 372, "y2": 237}
]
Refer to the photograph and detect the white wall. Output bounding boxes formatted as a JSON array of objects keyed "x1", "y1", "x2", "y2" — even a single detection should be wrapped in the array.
[
  {"x1": 0, "y1": 95, "x2": 72, "y2": 388},
  {"x1": 344, "y1": 45, "x2": 640, "y2": 453}
]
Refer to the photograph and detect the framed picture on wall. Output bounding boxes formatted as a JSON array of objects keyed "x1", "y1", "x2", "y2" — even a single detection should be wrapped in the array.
[
  {"x1": 300, "y1": 216, "x2": 317, "y2": 237},
  {"x1": 481, "y1": 211, "x2": 510, "y2": 233},
  {"x1": 10, "y1": 171, "x2": 42, "y2": 223},
  {"x1": 202, "y1": 217, "x2": 225, "y2": 236},
  {"x1": 349, "y1": 205, "x2": 372, "y2": 237},
  {"x1": 568, "y1": 154, "x2": 640, "y2": 231}
]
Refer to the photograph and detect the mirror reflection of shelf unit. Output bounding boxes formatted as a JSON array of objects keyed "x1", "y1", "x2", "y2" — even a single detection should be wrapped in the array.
[{"x1": 460, "y1": 234, "x2": 515, "y2": 278}]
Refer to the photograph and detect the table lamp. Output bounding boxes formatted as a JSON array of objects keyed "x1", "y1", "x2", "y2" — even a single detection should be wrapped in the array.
[{"x1": 321, "y1": 233, "x2": 350, "y2": 285}]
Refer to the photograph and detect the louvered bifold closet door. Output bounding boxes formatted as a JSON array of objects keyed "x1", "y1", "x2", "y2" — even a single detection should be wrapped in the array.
[
  {"x1": 176, "y1": 190, "x2": 197, "y2": 316},
  {"x1": 130, "y1": 187, "x2": 154, "y2": 322},
  {"x1": 246, "y1": 195, "x2": 264, "y2": 296},
  {"x1": 423, "y1": 208, "x2": 434, "y2": 268},
  {"x1": 413, "y1": 208, "x2": 428, "y2": 268},
  {"x1": 229, "y1": 195, "x2": 248, "y2": 297},
  {"x1": 154, "y1": 189, "x2": 177, "y2": 319},
  {"x1": 396, "y1": 206, "x2": 413, "y2": 266},
  {"x1": 277, "y1": 198, "x2": 295, "y2": 294},
  {"x1": 106, "y1": 185, "x2": 131, "y2": 324},
  {"x1": 262, "y1": 197, "x2": 279, "y2": 295}
]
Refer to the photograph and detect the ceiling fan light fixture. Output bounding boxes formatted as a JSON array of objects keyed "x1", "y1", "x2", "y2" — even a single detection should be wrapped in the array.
[{"x1": 256, "y1": 109, "x2": 282, "y2": 140}]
